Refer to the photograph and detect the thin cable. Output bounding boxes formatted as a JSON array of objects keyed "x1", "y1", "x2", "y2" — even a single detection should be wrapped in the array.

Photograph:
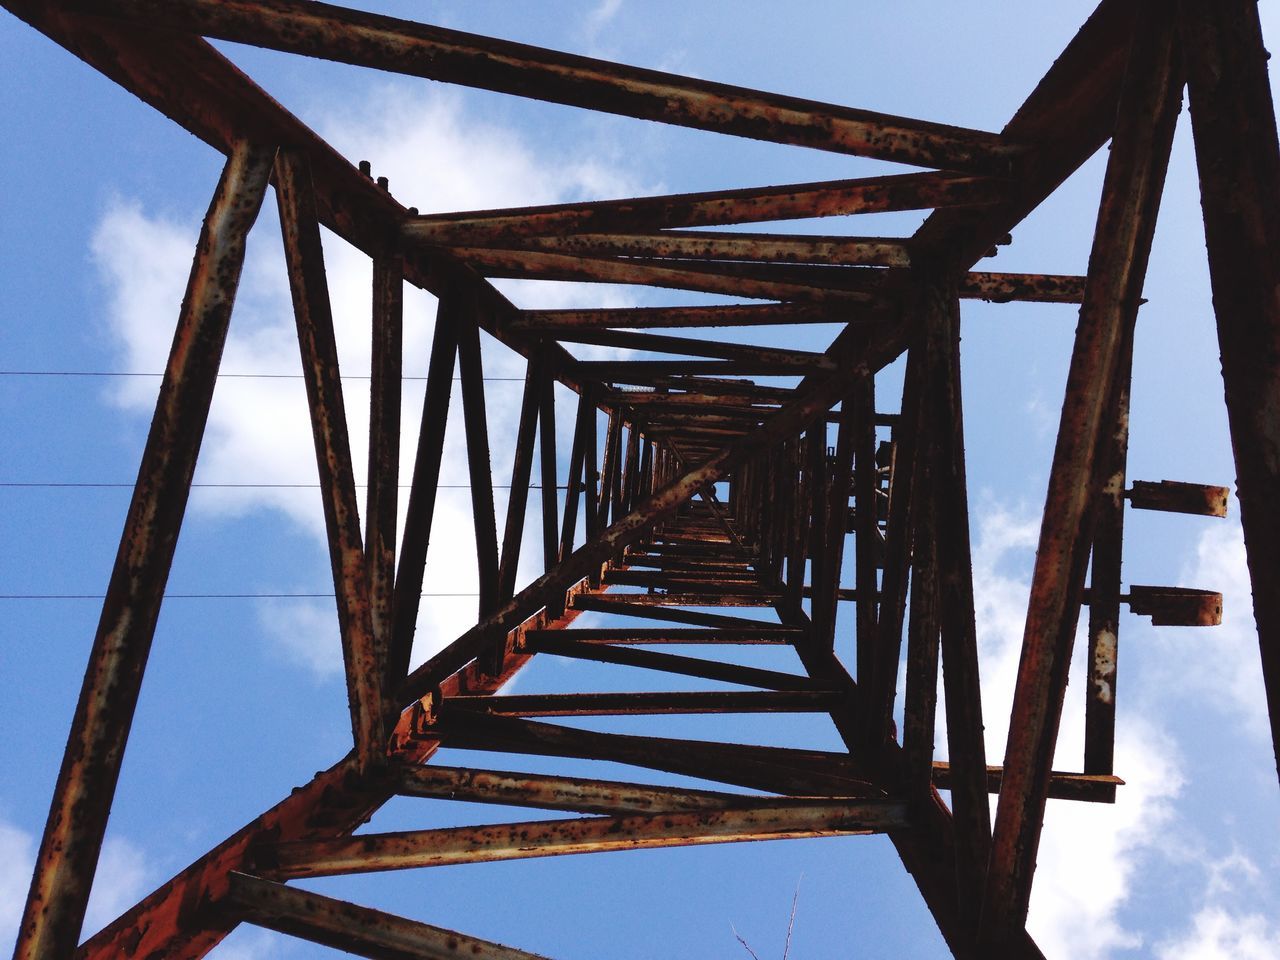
[
  {"x1": 0, "y1": 371, "x2": 526, "y2": 381},
  {"x1": 0, "y1": 592, "x2": 481, "y2": 600},
  {"x1": 0, "y1": 482, "x2": 569, "y2": 489}
]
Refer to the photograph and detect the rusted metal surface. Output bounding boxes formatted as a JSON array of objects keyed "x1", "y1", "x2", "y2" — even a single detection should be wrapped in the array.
[
  {"x1": 430, "y1": 713, "x2": 879, "y2": 797},
  {"x1": 1085, "y1": 329, "x2": 1132, "y2": 776},
  {"x1": 983, "y1": 6, "x2": 1181, "y2": 943},
  {"x1": 13, "y1": 142, "x2": 276, "y2": 960},
  {"x1": 521, "y1": 635, "x2": 822, "y2": 691},
  {"x1": 1126, "y1": 479, "x2": 1229, "y2": 517},
  {"x1": 84, "y1": 0, "x2": 1019, "y2": 173},
  {"x1": 497, "y1": 355, "x2": 543, "y2": 603},
  {"x1": 852, "y1": 376, "x2": 880, "y2": 676},
  {"x1": 517, "y1": 302, "x2": 851, "y2": 330},
  {"x1": 558, "y1": 391, "x2": 591, "y2": 565},
  {"x1": 454, "y1": 229, "x2": 912, "y2": 267},
  {"x1": 455, "y1": 298, "x2": 502, "y2": 619},
  {"x1": 918, "y1": 267, "x2": 990, "y2": 933},
  {"x1": 395, "y1": 764, "x2": 803, "y2": 816},
  {"x1": 446, "y1": 690, "x2": 844, "y2": 717},
  {"x1": 958, "y1": 272, "x2": 1086, "y2": 303},
  {"x1": 227, "y1": 872, "x2": 553, "y2": 960},
  {"x1": 389, "y1": 298, "x2": 458, "y2": 683},
  {"x1": 368, "y1": 252, "x2": 403, "y2": 718},
  {"x1": 1179, "y1": 0, "x2": 1280, "y2": 783},
  {"x1": 931, "y1": 764, "x2": 1122, "y2": 805},
  {"x1": 538, "y1": 362, "x2": 559, "y2": 572},
  {"x1": 266, "y1": 799, "x2": 908, "y2": 878},
  {"x1": 555, "y1": 329, "x2": 837, "y2": 370},
  {"x1": 524, "y1": 627, "x2": 801, "y2": 645},
  {"x1": 277, "y1": 148, "x2": 390, "y2": 773},
  {"x1": 6, "y1": 1, "x2": 1264, "y2": 957},
  {"x1": 1123, "y1": 586, "x2": 1222, "y2": 627},
  {"x1": 408, "y1": 172, "x2": 1004, "y2": 242},
  {"x1": 460, "y1": 244, "x2": 880, "y2": 303}
]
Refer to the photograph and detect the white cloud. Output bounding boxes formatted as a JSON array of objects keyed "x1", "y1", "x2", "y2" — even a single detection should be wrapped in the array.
[
  {"x1": 82, "y1": 835, "x2": 151, "y2": 939},
  {"x1": 1156, "y1": 853, "x2": 1280, "y2": 960},
  {"x1": 92, "y1": 86, "x2": 646, "y2": 676},
  {"x1": 0, "y1": 818, "x2": 35, "y2": 955},
  {"x1": 1157, "y1": 908, "x2": 1280, "y2": 960},
  {"x1": 208, "y1": 926, "x2": 288, "y2": 959},
  {"x1": 1143, "y1": 518, "x2": 1272, "y2": 741},
  {"x1": 0, "y1": 816, "x2": 150, "y2": 951},
  {"x1": 959, "y1": 505, "x2": 1187, "y2": 957},
  {"x1": 1028, "y1": 717, "x2": 1183, "y2": 957},
  {"x1": 585, "y1": 0, "x2": 623, "y2": 38}
]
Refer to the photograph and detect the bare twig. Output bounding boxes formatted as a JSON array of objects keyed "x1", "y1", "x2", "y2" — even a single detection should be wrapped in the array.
[
  {"x1": 732, "y1": 923, "x2": 763, "y2": 960},
  {"x1": 732, "y1": 876, "x2": 801, "y2": 960},
  {"x1": 782, "y1": 876, "x2": 802, "y2": 960}
]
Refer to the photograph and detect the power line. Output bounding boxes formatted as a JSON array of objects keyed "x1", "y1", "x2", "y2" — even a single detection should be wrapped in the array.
[
  {"x1": 0, "y1": 482, "x2": 569, "y2": 489},
  {"x1": 1, "y1": 592, "x2": 481, "y2": 600},
  {"x1": 0, "y1": 370, "x2": 527, "y2": 381}
]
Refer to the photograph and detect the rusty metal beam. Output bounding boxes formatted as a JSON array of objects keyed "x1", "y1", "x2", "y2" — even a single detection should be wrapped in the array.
[
  {"x1": 851, "y1": 376, "x2": 879, "y2": 679},
  {"x1": 1179, "y1": 0, "x2": 1280, "y2": 786},
  {"x1": 574, "y1": 361, "x2": 812, "y2": 384},
  {"x1": 447, "y1": 230, "x2": 911, "y2": 267},
  {"x1": 620, "y1": 419, "x2": 641, "y2": 514},
  {"x1": 13, "y1": 142, "x2": 275, "y2": 960},
  {"x1": 596, "y1": 410, "x2": 621, "y2": 530},
  {"x1": 367, "y1": 252, "x2": 403, "y2": 718},
  {"x1": 982, "y1": 6, "x2": 1180, "y2": 943},
  {"x1": 226, "y1": 872, "x2": 551, "y2": 960},
  {"x1": 516, "y1": 302, "x2": 849, "y2": 331},
  {"x1": 567, "y1": 596, "x2": 773, "y2": 630},
  {"x1": 930, "y1": 764, "x2": 1121, "y2": 805},
  {"x1": 0, "y1": 1, "x2": 597, "y2": 408},
  {"x1": 538, "y1": 364, "x2": 559, "y2": 573},
  {"x1": 496, "y1": 356, "x2": 542, "y2": 603},
  {"x1": 277, "y1": 148, "x2": 389, "y2": 773},
  {"x1": 1126, "y1": 479, "x2": 1228, "y2": 517},
  {"x1": 901, "y1": 439, "x2": 942, "y2": 800},
  {"x1": 555, "y1": 327, "x2": 838, "y2": 368},
  {"x1": 267, "y1": 800, "x2": 908, "y2": 878},
  {"x1": 920, "y1": 267, "x2": 990, "y2": 933},
  {"x1": 394, "y1": 763, "x2": 782, "y2": 816},
  {"x1": 559, "y1": 391, "x2": 593, "y2": 562},
  {"x1": 407, "y1": 172, "x2": 1005, "y2": 242},
  {"x1": 459, "y1": 245, "x2": 878, "y2": 303},
  {"x1": 863, "y1": 344, "x2": 925, "y2": 751},
  {"x1": 455, "y1": 298, "x2": 501, "y2": 619},
  {"x1": 958, "y1": 272, "x2": 1085, "y2": 304},
  {"x1": 430, "y1": 710, "x2": 880, "y2": 798},
  {"x1": 519, "y1": 635, "x2": 822, "y2": 692},
  {"x1": 1084, "y1": 330, "x2": 1133, "y2": 775},
  {"x1": 73, "y1": 755, "x2": 389, "y2": 960},
  {"x1": 523, "y1": 627, "x2": 800, "y2": 645},
  {"x1": 84, "y1": 0, "x2": 1019, "y2": 173},
  {"x1": 446, "y1": 690, "x2": 843, "y2": 717},
  {"x1": 388, "y1": 302, "x2": 458, "y2": 683}
]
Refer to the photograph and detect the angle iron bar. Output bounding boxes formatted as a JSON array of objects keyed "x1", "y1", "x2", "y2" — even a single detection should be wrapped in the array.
[
  {"x1": 982, "y1": 8, "x2": 1181, "y2": 942},
  {"x1": 84, "y1": 0, "x2": 1020, "y2": 173},
  {"x1": 13, "y1": 142, "x2": 277, "y2": 960},
  {"x1": 226, "y1": 872, "x2": 552, "y2": 960},
  {"x1": 265, "y1": 800, "x2": 909, "y2": 879},
  {"x1": 407, "y1": 173, "x2": 1006, "y2": 242}
]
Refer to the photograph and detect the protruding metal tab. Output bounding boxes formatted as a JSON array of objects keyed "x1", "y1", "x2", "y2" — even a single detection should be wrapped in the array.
[
  {"x1": 1126, "y1": 479, "x2": 1229, "y2": 517},
  {"x1": 1125, "y1": 586, "x2": 1223, "y2": 627}
]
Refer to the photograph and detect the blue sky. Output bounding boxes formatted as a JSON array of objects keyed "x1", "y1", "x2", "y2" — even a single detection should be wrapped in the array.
[{"x1": 2, "y1": 2, "x2": 1280, "y2": 957}]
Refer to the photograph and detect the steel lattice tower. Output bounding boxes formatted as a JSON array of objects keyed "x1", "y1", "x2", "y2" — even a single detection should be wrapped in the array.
[{"x1": 7, "y1": 2, "x2": 1280, "y2": 958}]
